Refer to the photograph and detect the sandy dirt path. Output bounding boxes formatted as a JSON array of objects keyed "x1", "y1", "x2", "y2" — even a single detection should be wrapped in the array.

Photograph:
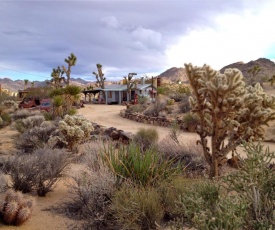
[{"x1": 78, "y1": 104, "x2": 275, "y2": 156}]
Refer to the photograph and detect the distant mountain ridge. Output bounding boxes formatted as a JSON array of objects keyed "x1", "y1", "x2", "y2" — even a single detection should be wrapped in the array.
[
  {"x1": 0, "y1": 78, "x2": 92, "y2": 93},
  {"x1": 2, "y1": 58, "x2": 275, "y2": 93},
  {"x1": 220, "y1": 58, "x2": 275, "y2": 79}
]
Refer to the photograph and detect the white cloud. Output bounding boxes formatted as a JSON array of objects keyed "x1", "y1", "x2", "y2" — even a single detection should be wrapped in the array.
[
  {"x1": 131, "y1": 26, "x2": 162, "y2": 49},
  {"x1": 101, "y1": 16, "x2": 120, "y2": 29},
  {"x1": 165, "y1": 1, "x2": 275, "y2": 70}
]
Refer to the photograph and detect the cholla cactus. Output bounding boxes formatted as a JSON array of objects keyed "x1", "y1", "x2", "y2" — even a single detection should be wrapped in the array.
[
  {"x1": 1, "y1": 100, "x2": 17, "y2": 109},
  {"x1": 185, "y1": 63, "x2": 275, "y2": 178},
  {"x1": 0, "y1": 189, "x2": 35, "y2": 226},
  {"x1": 58, "y1": 115, "x2": 94, "y2": 151}
]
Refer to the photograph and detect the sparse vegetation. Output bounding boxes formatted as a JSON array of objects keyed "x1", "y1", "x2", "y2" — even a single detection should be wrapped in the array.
[
  {"x1": 133, "y1": 127, "x2": 159, "y2": 150},
  {"x1": 6, "y1": 148, "x2": 70, "y2": 196}
]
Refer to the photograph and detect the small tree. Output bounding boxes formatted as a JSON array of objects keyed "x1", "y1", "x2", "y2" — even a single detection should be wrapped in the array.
[
  {"x1": 50, "y1": 66, "x2": 65, "y2": 88},
  {"x1": 23, "y1": 79, "x2": 29, "y2": 90},
  {"x1": 93, "y1": 63, "x2": 105, "y2": 89},
  {"x1": 62, "y1": 53, "x2": 77, "y2": 86},
  {"x1": 247, "y1": 65, "x2": 261, "y2": 86},
  {"x1": 124, "y1": 72, "x2": 137, "y2": 102},
  {"x1": 185, "y1": 63, "x2": 275, "y2": 178}
]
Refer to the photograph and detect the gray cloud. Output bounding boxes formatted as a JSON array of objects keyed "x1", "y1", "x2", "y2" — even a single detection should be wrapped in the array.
[{"x1": 0, "y1": 0, "x2": 269, "y2": 81}]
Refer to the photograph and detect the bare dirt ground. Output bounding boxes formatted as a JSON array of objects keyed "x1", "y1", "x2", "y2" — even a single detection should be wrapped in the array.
[{"x1": 1, "y1": 103, "x2": 275, "y2": 229}]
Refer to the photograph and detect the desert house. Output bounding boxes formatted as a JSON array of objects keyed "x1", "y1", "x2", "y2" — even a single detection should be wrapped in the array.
[{"x1": 83, "y1": 78, "x2": 157, "y2": 104}]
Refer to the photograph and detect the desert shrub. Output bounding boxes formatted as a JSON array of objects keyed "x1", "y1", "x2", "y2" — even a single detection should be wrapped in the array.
[
  {"x1": 14, "y1": 115, "x2": 45, "y2": 133},
  {"x1": 182, "y1": 112, "x2": 199, "y2": 132},
  {"x1": 172, "y1": 180, "x2": 247, "y2": 229},
  {"x1": 167, "y1": 98, "x2": 175, "y2": 105},
  {"x1": 42, "y1": 111, "x2": 54, "y2": 120},
  {"x1": 0, "y1": 173, "x2": 8, "y2": 193},
  {"x1": 223, "y1": 142, "x2": 275, "y2": 229},
  {"x1": 125, "y1": 104, "x2": 145, "y2": 113},
  {"x1": 57, "y1": 115, "x2": 94, "y2": 151},
  {"x1": 156, "y1": 176, "x2": 193, "y2": 220},
  {"x1": 0, "y1": 117, "x2": 3, "y2": 128},
  {"x1": 133, "y1": 127, "x2": 159, "y2": 150},
  {"x1": 67, "y1": 107, "x2": 77, "y2": 115},
  {"x1": 143, "y1": 98, "x2": 167, "y2": 117},
  {"x1": 12, "y1": 109, "x2": 31, "y2": 121},
  {"x1": 6, "y1": 148, "x2": 70, "y2": 196},
  {"x1": 111, "y1": 185, "x2": 164, "y2": 230},
  {"x1": 0, "y1": 189, "x2": 35, "y2": 226},
  {"x1": 103, "y1": 143, "x2": 179, "y2": 187},
  {"x1": 0, "y1": 112, "x2": 12, "y2": 127},
  {"x1": 179, "y1": 96, "x2": 191, "y2": 113},
  {"x1": 68, "y1": 143, "x2": 116, "y2": 227},
  {"x1": 1, "y1": 100, "x2": 17, "y2": 108},
  {"x1": 157, "y1": 136, "x2": 206, "y2": 175},
  {"x1": 137, "y1": 95, "x2": 148, "y2": 105},
  {"x1": 16, "y1": 121, "x2": 57, "y2": 153}
]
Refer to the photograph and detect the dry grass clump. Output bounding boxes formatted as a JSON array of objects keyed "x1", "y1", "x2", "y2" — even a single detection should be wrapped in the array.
[
  {"x1": 157, "y1": 136, "x2": 206, "y2": 175},
  {"x1": 16, "y1": 121, "x2": 57, "y2": 153},
  {"x1": 133, "y1": 127, "x2": 159, "y2": 151},
  {"x1": 12, "y1": 109, "x2": 31, "y2": 121},
  {"x1": 14, "y1": 115, "x2": 45, "y2": 133},
  {"x1": 143, "y1": 98, "x2": 167, "y2": 117},
  {"x1": 111, "y1": 185, "x2": 164, "y2": 230},
  {"x1": 0, "y1": 173, "x2": 8, "y2": 193},
  {"x1": 67, "y1": 142, "x2": 116, "y2": 228},
  {"x1": 6, "y1": 147, "x2": 70, "y2": 196}
]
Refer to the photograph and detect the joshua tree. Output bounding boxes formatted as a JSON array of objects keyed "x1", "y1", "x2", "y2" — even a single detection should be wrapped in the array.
[
  {"x1": 268, "y1": 74, "x2": 275, "y2": 86},
  {"x1": 62, "y1": 53, "x2": 77, "y2": 86},
  {"x1": 185, "y1": 63, "x2": 275, "y2": 178},
  {"x1": 124, "y1": 72, "x2": 137, "y2": 102},
  {"x1": 50, "y1": 66, "x2": 65, "y2": 89},
  {"x1": 93, "y1": 63, "x2": 106, "y2": 89},
  {"x1": 247, "y1": 65, "x2": 261, "y2": 86},
  {"x1": 23, "y1": 79, "x2": 29, "y2": 90}
]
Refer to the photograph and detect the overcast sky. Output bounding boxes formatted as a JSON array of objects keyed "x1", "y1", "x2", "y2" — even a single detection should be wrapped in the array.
[{"x1": 0, "y1": 0, "x2": 275, "y2": 82}]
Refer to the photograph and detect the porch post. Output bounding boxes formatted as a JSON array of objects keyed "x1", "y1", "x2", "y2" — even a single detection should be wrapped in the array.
[
  {"x1": 119, "y1": 91, "x2": 121, "y2": 104},
  {"x1": 105, "y1": 91, "x2": 108, "y2": 104}
]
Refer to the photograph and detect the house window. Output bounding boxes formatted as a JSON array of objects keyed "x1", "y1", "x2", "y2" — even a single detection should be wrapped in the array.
[{"x1": 108, "y1": 91, "x2": 112, "y2": 98}]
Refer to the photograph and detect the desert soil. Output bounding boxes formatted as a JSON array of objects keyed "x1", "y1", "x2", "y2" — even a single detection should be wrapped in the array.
[{"x1": 1, "y1": 104, "x2": 275, "y2": 229}]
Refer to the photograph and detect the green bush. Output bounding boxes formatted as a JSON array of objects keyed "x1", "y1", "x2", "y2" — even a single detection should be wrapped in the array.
[
  {"x1": 102, "y1": 143, "x2": 179, "y2": 187},
  {"x1": 0, "y1": 112, "x2": 12, "y2": 126},
  {"x1": 172, "y1": 180, "x2": 247, "y2": 229},
  {"x1": 111, "y1": 185, "x2": 164, "y2": 230},
  {"x1": 137, "y1": 95, "x2": 148, "y2": 105},
  {"x1": 167, "y1": 99, "x2": 175, "y2": 105},
  {"x1": 125, "y1": 104, "x2": 145, "y2": 113},
  {"x1": 133, "y1": 127, "x2": 159, "y2": 150},
  {"x1": 223, "y1": 142, "x2": 275, "y2": 229}
]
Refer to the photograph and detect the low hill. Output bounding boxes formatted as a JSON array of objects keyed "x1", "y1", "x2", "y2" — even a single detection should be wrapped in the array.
[
  {"x1": 157, "y1": 67, "x2": 188, "y2": 83},
  {"x1": 220, "y1": 58, "x2": 275, "y2": 80}
]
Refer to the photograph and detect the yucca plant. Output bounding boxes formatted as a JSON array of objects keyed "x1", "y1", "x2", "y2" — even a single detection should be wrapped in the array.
[{"x1": 102, "y1": 143, "x2": 180, "y2": 187}]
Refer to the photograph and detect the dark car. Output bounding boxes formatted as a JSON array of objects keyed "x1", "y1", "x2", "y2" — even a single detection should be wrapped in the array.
[{"x1": 40, "y1": 99, "x2": 52, "y2": 112}]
